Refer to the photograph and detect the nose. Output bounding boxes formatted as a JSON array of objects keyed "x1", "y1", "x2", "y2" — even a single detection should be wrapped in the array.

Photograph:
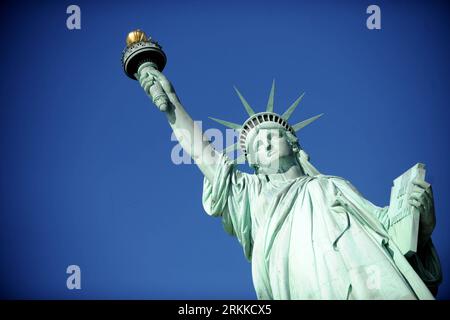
[{"x1": 262, "y1": 140, "x2": 272, "y2": 152}]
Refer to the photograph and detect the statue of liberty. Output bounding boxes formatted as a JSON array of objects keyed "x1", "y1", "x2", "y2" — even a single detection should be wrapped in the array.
[{"x1": 122, "y1": 31, "x2": 442, "y2": 300}]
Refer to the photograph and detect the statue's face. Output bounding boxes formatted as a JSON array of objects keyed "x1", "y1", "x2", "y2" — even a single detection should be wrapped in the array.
[{"x1": 250, "y1": 128, "x2": 294, "y2": 174}]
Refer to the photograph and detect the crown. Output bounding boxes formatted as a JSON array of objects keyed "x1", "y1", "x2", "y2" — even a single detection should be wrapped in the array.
[{"x1": 209, "y1": 80, "x2": 323, "y2": 163}]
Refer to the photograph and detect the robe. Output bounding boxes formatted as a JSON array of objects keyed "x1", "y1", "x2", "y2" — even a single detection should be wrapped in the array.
[{"x1": 202, "y1": 154, "x2": 441, "y2": 300}]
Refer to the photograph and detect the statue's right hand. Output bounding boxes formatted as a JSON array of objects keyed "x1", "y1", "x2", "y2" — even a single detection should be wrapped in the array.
[{"x1": 138, "y1": 65, "x2": 179, "y2": 107}]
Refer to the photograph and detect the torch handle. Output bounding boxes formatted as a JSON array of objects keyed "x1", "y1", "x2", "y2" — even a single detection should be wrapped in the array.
[
  {"x1": 137, "y1": 62, "x2": 169, "y2": 112},
  {"x1": 149, "y1": 81, "x2": 169, "y2": 112}
]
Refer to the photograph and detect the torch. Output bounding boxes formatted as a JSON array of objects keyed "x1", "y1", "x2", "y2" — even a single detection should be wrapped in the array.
[{"x1": 121, "y1": 29, "x2": 169, "y2": 111}]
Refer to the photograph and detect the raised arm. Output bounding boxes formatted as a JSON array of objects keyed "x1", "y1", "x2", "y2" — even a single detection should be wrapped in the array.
[{"x1": 137, "y1": 62, "x2": 219, "y2": 182}]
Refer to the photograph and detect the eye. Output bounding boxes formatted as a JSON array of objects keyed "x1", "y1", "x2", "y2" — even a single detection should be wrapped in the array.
[
  {"x1": 257, "y1": 142, "x2": 264, "y2": 150},
  {"x1": 270, "y1": 133, "x2": 280, "y2": 143}
]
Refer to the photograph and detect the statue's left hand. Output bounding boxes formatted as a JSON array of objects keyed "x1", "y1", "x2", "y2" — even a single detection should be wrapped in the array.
[{"x1": 409, "y1": 179, "x2": 436, "y2": 241}]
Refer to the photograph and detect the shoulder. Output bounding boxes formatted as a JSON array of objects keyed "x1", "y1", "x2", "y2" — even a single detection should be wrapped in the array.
[
  {"x1": 302, "y1": 174, "x2": 359, "y2": 194},
  {"x1": 229, "y1": 169, "x2": 265, "y2": 194},
  {"x1": 306, "y1": 174, "x2": 350, "y2": 186}
]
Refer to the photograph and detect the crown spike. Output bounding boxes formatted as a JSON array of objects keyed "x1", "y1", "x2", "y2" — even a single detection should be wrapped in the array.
[
  {"x1": 266, "y1": 79, "x2": 275, "y2": 113},
  {"x1": 282, "y1": 92, "x2": 305, "y2": 120},
  {"x1": 209, "y1": 117, "x2": 242, "y2": 130},
  {"x1": 234, "y1": 86, "x2": 255, "y2": 116},
  {"x1": 292, "y1": 113, "x2": 324, "y2": 131}
]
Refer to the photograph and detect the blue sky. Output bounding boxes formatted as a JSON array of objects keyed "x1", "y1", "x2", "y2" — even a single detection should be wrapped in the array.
[{"x1": 0, "y1": 0, "x2": 449, "y2": 299}]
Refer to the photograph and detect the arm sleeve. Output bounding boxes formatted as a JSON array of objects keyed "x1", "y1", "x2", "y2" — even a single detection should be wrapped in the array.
[
  {"x1": 202, "y1": 153, "x2": 258, "y2": 260},
  {"x1": 332, "y1": 177, "x2": 391, "y2": 231},
  {"x1": 331, "y1": 177, "x2": 442, "y2": 295},
  {"x1": 407, "y1": 238, "x2": 442, "y2": 296}
]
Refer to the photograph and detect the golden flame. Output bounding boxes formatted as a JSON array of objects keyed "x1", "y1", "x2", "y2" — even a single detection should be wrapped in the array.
[{"x1": 126, "y1": 29, "x2": 148, "y2": 46}]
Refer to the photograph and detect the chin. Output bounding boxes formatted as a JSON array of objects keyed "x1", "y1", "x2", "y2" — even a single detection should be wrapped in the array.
[
  {"x1": 260, "y1": 158, "x2": 279, "y2": 168},
  {"x1": 264, "y1": 163, "x2": 283, "y2": 173}
]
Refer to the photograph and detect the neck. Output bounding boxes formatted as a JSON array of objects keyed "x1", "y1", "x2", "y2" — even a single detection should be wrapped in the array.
[
  {"x1": 259, "y1": 155, "x2": 305, "y2": 180},
  {"x1": 281, "y1": 164, "x2": 304, "y2": 180}
]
